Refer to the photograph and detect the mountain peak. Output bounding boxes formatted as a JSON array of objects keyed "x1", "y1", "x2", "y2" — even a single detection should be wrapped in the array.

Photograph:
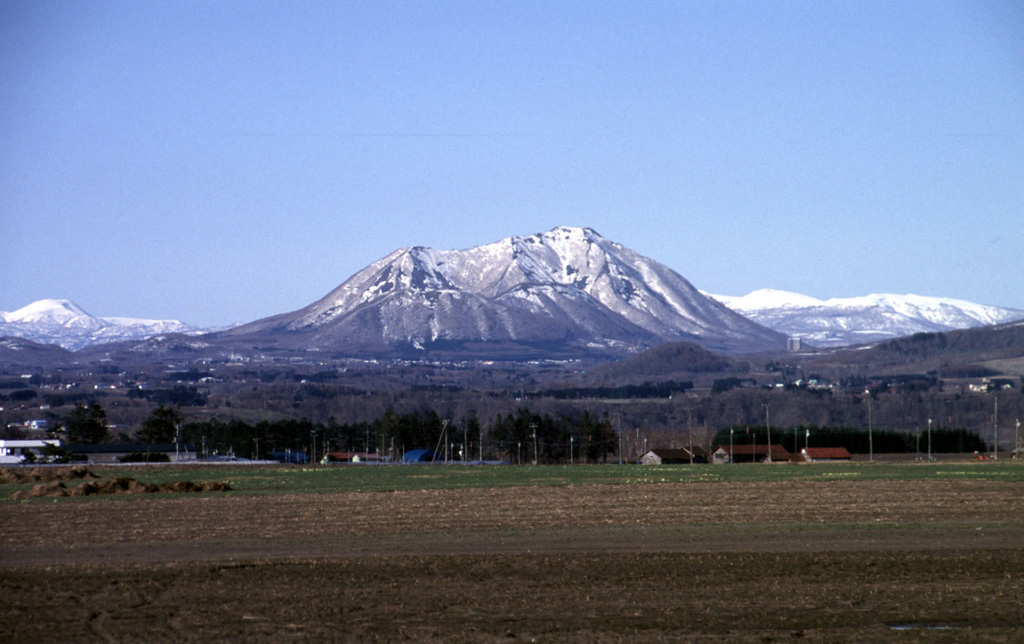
[
  {"x1": 0, "y1": 299, "x2": 200, "y2": 350},
  {"x1": 231, "y1": 227, "x2": 786, "y2": 356},
  {"x1": 4, "y1": 299, "x2": 92, "y2": 323}
]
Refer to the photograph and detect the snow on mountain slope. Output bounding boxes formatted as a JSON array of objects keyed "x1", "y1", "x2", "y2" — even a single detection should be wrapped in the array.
[
  {"x1": 706, "y1": 289, "x2": 1024, "y2": 347},
  {"x1": 0, "y1": 299, "x2": 200, "y2": 350},
  {"x1": 710, "y1": 289, "x2": 826, "y2": 311},
  {"x1": 232, "y1": 226, "x2": 786, "y2": 355}
]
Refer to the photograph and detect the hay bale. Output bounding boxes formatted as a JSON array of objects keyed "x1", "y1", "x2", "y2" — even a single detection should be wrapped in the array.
[
  {"x1": 68, "y1": 466, "x2": 100, "y2": 480},
  {"x1": 12, "y1": 481, "x2": 68, "y2": 499},
  {"x1": 67, "y1": 481, "x2": 101, "y2": 497},
  {"x1": 91, "y1": 478, "x2": 134, "y2": 494},
  {"x1": 0, "y1": 469, "x2": 25, "y2": 484},
  {"x1": 161, "y1": 481, "x2": 202, "y2": 493},
  {"x1": 127, "y1": 479, "x2": 157, "y2": 494},
  {"x1": 8, "y1": 472, "x2": 231, "y2": 497},
  {"x1": 0, "y1": 466, "x2": 102, "y2": 484}
]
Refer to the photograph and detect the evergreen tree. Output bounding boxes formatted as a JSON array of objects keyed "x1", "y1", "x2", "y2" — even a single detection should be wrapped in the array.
[
  {"x1": 137, "y1": 405, "x2": 182, "y2": 444},
  {"x1": 65, "y1": 403, "x2": 109, "y2": 444},
  {"x1": 581, "y1": 411, "x2": 617, "y2": 463}
]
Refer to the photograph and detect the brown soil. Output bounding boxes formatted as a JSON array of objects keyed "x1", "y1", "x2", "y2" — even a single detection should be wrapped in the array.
[
  {"x1": 4, "y1": 468, "x2": 231, "y2": 499},
  {"x1": 0, "y1": 465, "x2": 99, "y2": 484},
  {"x1": 1, "y1": 479, "x2": 1021, "y2": 642}
]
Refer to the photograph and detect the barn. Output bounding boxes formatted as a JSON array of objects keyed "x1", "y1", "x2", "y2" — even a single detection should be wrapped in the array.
[
  {"x1": 712, "y1": 444, "x2": 791, "y2": 464},
  {"x1": 794, "y1": 447, "x2": 853, "y2": 463},
  {"x1": 639, "y1": 447, "x2": 707, "y2": 465}
]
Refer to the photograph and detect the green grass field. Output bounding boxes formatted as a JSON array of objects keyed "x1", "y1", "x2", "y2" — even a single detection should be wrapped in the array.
[{"x1": 32, "y1": 459, "x2": 1018, "y2": 498}]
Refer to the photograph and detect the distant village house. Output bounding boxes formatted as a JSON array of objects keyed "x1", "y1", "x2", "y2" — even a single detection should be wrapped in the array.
[{"x1": 639, "y1": 447, "x2": 707, "y2": 465}]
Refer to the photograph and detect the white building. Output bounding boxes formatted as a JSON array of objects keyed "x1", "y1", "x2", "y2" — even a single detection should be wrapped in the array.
[{"x1": 0, "y1": 439, "x2": 61, "y2": 464}]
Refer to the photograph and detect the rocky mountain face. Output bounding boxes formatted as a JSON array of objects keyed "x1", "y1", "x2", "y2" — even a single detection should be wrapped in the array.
[
  {"x1": 0, "y1": 300, "x2": 199, "y2": 351},
  {"x1": 227, "y1": 227, "x2": 787, "y2": 356},
  {"x1": 708, "y1": 289, "x2": 1024, "y2": 348}
]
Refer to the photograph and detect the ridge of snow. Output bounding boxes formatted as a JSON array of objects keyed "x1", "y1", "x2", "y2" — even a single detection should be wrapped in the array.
[
  {"x1": 0, "y1": 299, "x2": 203, "y2": 350},
  {"x1": 710, "y1": 288, "x2": 1024, "y2": 347},
  {"x1": 706, "y1": 289, "x2": 825, "y2": 311}
]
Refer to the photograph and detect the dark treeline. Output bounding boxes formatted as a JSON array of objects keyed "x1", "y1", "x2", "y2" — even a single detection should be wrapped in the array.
[
  {"x1": 127, "y1": 385, "x2": 207, "y2": 406},
  {"x1": 181, "y1": 410, "x2": 477, "y2": 461},
  {"x1": 712, "y1": 425, "x2": 987, "y2": 455},
  {"x1": 180, "y1": 407, "x2": 620, "y2": 464},
  {"x1": 538, "y1": 381, "x2": 693, "y2": 400},
  {"x1": 488, "y1": 408, "x2": 618, "y2": 464}
]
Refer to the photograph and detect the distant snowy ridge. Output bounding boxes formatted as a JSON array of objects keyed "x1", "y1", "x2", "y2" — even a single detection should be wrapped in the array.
[
  {"x1": 706, "y1": 289, "x2": 1024, "y2": 347},
  {"x1": 0, "y1": 299, "x2": 201, "y2": 350}
]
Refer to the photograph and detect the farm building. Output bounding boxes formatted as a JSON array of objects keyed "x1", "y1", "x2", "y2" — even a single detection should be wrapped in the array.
[
  {"x1": 639, "y1": 447, "x2": 707, "y2": 465},
  {"x1": 64, "y1": 443, "x2": 195, "y2": 464},
  {"x1": 793, "y1": 447, "x2": 853, "y2": 463},
  {"x1": 711, "y1": 444, "x2": 791, "y2": 464},
  {"x1": 402, "y1": 449, "x2": 438, "y2": 463},
  {"x1": 0, "y1": 439, "x2": 61, "y2": 464}
]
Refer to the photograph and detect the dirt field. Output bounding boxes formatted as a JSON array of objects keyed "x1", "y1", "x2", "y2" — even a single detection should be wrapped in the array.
[{"x1": 2, "y1": 472, "x2": 1022, "y2": 642}]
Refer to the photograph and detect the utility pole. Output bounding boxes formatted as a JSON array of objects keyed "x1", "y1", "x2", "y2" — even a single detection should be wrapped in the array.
[
  {"x1": 687, "y1": 410, "x2": 693, "y2": 465},
  {"x1": 530, "y1": 423, "x2": 538, "y2": 465},
  {"x1": 443, "y1": 420, "x2": 449, "y2": 464},
  {"x1": 994, "y1": 398, "x2": 999, "y2": 460},
  {"x1": 868, "y1": 397, "x2": 873, "y2": 463},
  {"x1": 1011, "y1": 417, "x2": 1019, "y2": 462},
  {"x1": 1016, "y1": 418, "x2": 1021, "y2": 462},
  {"x1": 927, "y1": 418, "x2": 932, "y2": 462},
  {"x1": 764, "y1": 403, "x2": 772, "y2": 463}
]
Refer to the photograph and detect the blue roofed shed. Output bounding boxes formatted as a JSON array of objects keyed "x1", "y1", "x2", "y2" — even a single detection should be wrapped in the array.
[{"x1": 402, "y1": 449, "x2": 437, "y2": 463}]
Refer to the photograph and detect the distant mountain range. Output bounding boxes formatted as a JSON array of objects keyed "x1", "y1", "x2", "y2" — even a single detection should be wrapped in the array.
[
  {"x1": 0, "y1": 299, "x2": 200, "y2": 351},
  {"x1": 224, "y1": 226, "x2": 785, "y2": 356},
  {"x1": 708, "y1": 289, "x2": 1024, "y2": 348},
  {"x1": 4, "y1": 229, "x2": 1023, "y2": 357}
]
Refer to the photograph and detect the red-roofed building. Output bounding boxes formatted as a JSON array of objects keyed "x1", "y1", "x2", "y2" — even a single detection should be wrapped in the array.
[
  {"x1": 794, "y1": 447, "x2": 853, "y2": 463},
  {"x1": 711, "y1": 444, "x2": 791, "y2": 464}
]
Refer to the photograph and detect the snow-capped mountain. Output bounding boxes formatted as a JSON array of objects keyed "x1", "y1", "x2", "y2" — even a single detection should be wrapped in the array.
[
  {"x1": 228, "y1": 227, "x2": 786, "y2": 355},
  {"x1": 0, "y1": 299, "x2": 201, "y2": 350},
  {"x1": 708, "y1": 289, "x2": 1024, "y2": 347}
]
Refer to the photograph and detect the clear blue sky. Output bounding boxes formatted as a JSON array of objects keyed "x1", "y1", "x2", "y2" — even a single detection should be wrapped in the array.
[{"x1": 2, "y1": 0, "x2": 1022, "y2": 326}]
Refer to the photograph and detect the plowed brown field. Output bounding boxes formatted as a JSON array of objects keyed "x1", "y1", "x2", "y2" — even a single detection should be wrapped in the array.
[{"x1": 2, "y1": 474, "x2": 1022, "y2": 642}]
